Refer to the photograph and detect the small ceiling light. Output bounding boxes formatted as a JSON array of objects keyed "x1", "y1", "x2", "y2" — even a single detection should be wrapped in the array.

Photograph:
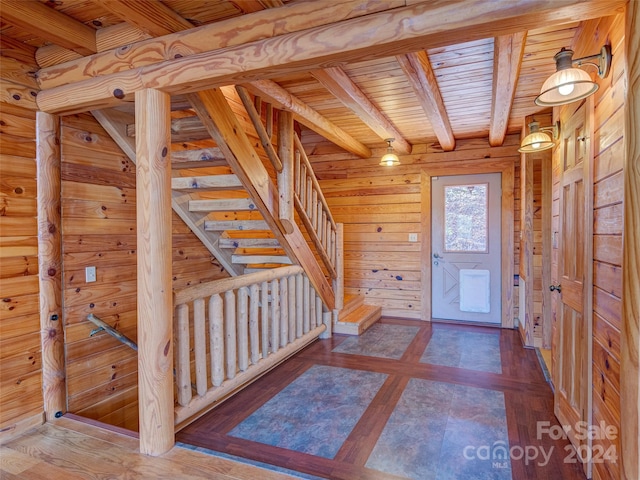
[
  {"x1": 535, "y1": 45, "x2": 611, "y2": 106},
  {"x1": 518, "y1": 120, "x2": 560, "y2": 153},
  {"x1": 379, "y1": 138, "x2": 400, "y2": 166}
]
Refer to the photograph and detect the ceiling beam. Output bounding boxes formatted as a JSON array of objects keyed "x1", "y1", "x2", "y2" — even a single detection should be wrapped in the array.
[
  {"x1": 1, "y1": 0, "x2": 97, "y2": 56},
  {"x1": 93, "y1": 0, "x2": 368, "y2": 158},
  {"x1": 37, "y1": 0, "x2": 400, "y2": 90},
  {"x1": 311, "y1": 67, "x2": 412, "y2": 154},
  {"x1": 489, "y1": 31, "x2": 527, "y2": 147},
  {"x1": 396, "y1": 52, "x2": 455, "y2": 151},
  {"x1": 229, "y1": 0, "x2": 284, "y2": 14},
  {"x1": 246, "y1": 80, "x2": 372, "y2": 159},
  {"x1": 96, "y1": 0, "x2": 193, "y2": 37},
  {"x1": 36, "y1": 0, "x2": 625, "y2": 115}
]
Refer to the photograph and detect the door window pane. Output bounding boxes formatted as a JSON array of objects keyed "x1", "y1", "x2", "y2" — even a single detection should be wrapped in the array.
[{"x1": 444, "y1": 183, "x2": 488, "y2": 252}]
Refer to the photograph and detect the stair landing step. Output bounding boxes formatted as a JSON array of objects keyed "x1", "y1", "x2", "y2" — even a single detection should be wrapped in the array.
[
  {"x1": 339, "y1": 294, "x2": 365, "y2": 321},
  {"x1": 334, "y1": 304, "x2": 381, "y2": 336}
]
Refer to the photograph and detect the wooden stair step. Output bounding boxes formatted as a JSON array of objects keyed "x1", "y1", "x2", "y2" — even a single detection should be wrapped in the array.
[
  {"x1": 339, "y1": 294, "x2": 365, "y2": 320},
  {"x1": 189, "y1": 198, "x2": 257, "y2": 212},
  {"x1": 171, "y1": 147, "x2": 225, "y2": 164},
  {"x1": 219, "y1": 237, "x2": 281, "y2": 248},
  {"x1": 171, "y1": 174, "x2": 242, "y2": 190},
  {"x1": 204, "y1": 220, "x2": 268, "y2": 231},
  {"x1": 334, "y1": 304, "x2": 381, "y2": 336},
  {"x1": 231, "y1": 255, "x2": 291, "y2": 264}
]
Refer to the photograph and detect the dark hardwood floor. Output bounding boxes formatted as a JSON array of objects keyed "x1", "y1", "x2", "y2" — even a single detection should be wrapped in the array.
[{"x1": 177, "y1": 318, "x2": 587, "y2": 480}]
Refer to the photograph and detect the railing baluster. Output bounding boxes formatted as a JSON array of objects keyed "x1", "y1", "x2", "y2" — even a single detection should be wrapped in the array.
[
  {"x1": 294, "y1": 150, "x2": 301, "y2": 195},
  {"x1": 309, "y1": 179, "x2": 316, "y2": 224},
  {"x1": 209, "y1": 294, "x2": 224, "y2": 387},
  {"x1": 310, "y1": 287, "x2": 317, "y2": 329},
  {"x1": 303, "y1": 275, "x2": 310, "y2": 334},
  {"x1": 280, "y1": 277, "x2": 288, "y2": 347},
  {"x1": 271, "y1": 279, "x2": 280, "y2": 351},
  {"x1": 193, "y1": 298, "x2": 207, "y2": 396},
  {"x1": 288, "y1": 274, "x2": 296, "y2": 343},
  {"x1": 316, "y1": 295, "x2": 323, "y2": 331},
  {"x1": 176, "y1": 303, "x2": 192, "y2": 407},
  {"x1": 237, "y1": 287, "x2": 249, "y2": 372},
  {"x1": 296, "y1": 273, "x2": 303, "y2": 338},
  {"x1": 330, "y1": 228, "x2": 337, "y2": 266},
  {"x1": 224, "y1": 290, "x2": 236, "y2": 379},
  {"x1": 261, "y1": 281, "x2": 269, "y2": 359},
  {"x1": 321, "y1": 211, "x2": 328, "y2": 249},
  {"x1": 249, "y1": 284, "x2": 260, "y2": 365},
  {"x1": 305, "y1": 178, "x2": 312, "y2": 218}
]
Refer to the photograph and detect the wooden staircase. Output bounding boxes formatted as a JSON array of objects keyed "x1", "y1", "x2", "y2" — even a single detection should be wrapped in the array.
[
  {"x1": 334, "y1": 294, "x2": 382, "y2": 335},
  {"x1": 93, "y1": 86, "x2": 383, "y2": 333}
]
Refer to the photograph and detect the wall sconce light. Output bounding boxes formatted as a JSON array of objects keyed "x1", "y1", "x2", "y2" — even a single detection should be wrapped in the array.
[
  {"x1": 534, "y1": 45, "x2": 611, "y2": 106},
  {"x1": 379, "y1": 138, "x2": 401, "y2": 166},
  {"x1": 518, "y1": 120, "x2": 560, "y2": 153}
]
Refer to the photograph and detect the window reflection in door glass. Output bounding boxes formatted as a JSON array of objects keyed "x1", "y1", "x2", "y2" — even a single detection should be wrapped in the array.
[{"x1": 444, "y1": 183, "x2": 488, "y2": 252}]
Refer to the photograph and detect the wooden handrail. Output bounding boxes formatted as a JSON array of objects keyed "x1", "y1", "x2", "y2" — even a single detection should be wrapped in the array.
[
  {"x1": 87, "y1": 314, "x2": 138, "y2": 351},
  {"x1": 294, "y1": 134, "x2": 336, "y2": 230},
  {"x1": 174, "y1": 265, "x2": 303, "y2": 305},
  {"x1": 235, "y1": 85, "x2": 283, "y2": 172}
]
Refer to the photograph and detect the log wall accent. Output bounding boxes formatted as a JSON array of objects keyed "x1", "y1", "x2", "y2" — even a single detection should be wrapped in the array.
[
  {"x1": 518, "y1": 113, "x2": 550, "y2": 348},
  {"x1": 0, "y1": 101, "x2": 44, "y2": 442},
  {"x1": 550, "y1": 13, "x2": 627, "y2": 480},
  {"x1": 313, "y1": 135, "x2": 519, "y2": 321},
  {"x1": 60, "y1": 112, "x2": 227, "y2": 432},
  {"x1": 36, "y1": 111, "x2": 65, "y2": 419}
]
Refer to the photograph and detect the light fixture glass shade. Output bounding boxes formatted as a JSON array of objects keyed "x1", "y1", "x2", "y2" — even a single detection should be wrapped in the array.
[
  {"x1": 379, "y1": 151, "x2": 400, "y2": 166},
  {"x1": 379, "y1": 138, "x2": 400, "y2": 166},
  {"x1": 518, "y1": 131, "x2": 554, "y2": 153},
  {"x1": 535, "y1": 67, "x2": 598, "y2": 106},
  {"x1": 519, "y1": 120, "x2": 559, "y2": 153}
]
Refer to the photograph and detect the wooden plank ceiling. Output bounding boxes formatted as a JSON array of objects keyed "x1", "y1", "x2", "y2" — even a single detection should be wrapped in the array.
[{"x1": 0, "y1": 0, "x2": 623, "y2": 156}]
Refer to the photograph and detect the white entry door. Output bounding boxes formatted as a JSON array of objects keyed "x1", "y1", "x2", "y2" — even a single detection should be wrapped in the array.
[{"x1": 431, "y1": 173, "x2": 502, "y2": 323}]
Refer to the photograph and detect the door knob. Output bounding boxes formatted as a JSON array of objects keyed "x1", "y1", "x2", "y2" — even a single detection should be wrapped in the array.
[
  {"x1": 549, "y1": 284, "x2": 562, "y2": 293},
  {"x1": 433, "y1": 253, "x2": 443, "y2": 259}
]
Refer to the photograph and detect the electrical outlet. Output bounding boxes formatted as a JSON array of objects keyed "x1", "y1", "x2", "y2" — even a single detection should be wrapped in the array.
[
  {"x1": 85, "y1": 266, "x2": 96, "y2": 283},
  {"x1": 408, "y1": 233, "x2": 418, "y2": 242}
]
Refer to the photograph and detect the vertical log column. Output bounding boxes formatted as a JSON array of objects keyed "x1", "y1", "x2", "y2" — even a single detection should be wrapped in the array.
[
  {"x1": 622, "y1": 1, "x2": 640, "y2": 478},
  {"x1": 278, "y1": 110, "x2": 294, "y2": 234},
  {"x1": 36, "y1": 112, "x2": 65, "y2": 419},
  {"x1": 136, "y1": 88, "x2": 174, "y2": 456}
]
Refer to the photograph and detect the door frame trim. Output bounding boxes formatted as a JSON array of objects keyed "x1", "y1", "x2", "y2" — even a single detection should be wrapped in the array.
[{"x1": 420, "y1": 160, "x2": 515, "y2": 328}]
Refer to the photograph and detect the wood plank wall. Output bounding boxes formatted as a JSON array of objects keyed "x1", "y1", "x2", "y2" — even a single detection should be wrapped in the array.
[
  {"x1": 0, "y1": 38, "x2": 44, "y2": 441},
  {"x1": 551, "y1": 14, "x2": 626, "y2": 480},
  {"x1": 60, "y1": 113, "x2": 228, "y2": 431},
  {"x1": 0, "y1": 103, "x2": 44, "y2": 439},
  {"x1": 311, "y1": 134, "x2": 521, "y2": 320}
]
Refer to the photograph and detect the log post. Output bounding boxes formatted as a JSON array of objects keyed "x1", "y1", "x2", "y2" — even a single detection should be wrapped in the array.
[
  {"x1": 135, "y1": 88, "x2": 174, "y2": 456},
  {"x1": 622, "y1": 1, "x2": 640, "y2": 478},
  {"x1": 320, "y1": 310, "x2": 332, "y2": 339},
  {"x1": 36, "y1": 111, "x2": 65, "y2": 420},
  {"x1": 278, "y1": 110, "x2": 295, "y2": 233}
]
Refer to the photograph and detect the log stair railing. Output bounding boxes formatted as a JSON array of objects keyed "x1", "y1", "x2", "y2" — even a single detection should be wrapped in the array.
[{"x1": 173, "y1": 265, "x2": 329, "y2": 427}]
